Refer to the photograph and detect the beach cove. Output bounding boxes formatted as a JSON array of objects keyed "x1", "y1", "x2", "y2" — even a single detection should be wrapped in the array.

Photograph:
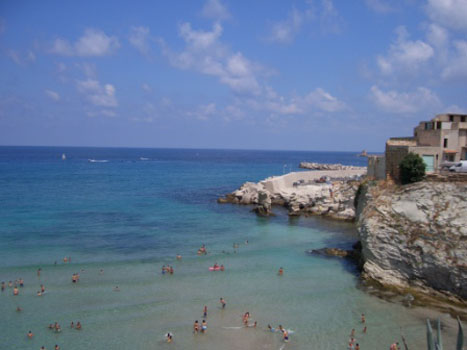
[{"x1": 0, "y1": 147, "x2": 461, "y2": 349}]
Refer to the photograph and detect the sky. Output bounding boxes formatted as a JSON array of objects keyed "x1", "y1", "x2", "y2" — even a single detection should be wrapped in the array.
[{"x1": 0, "y1": 0, "x2": 466, "y2": 152}]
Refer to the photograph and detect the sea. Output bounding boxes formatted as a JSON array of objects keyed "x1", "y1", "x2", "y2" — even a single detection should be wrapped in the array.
[{"x1": 0, "y1": 146, "x2": 457, "y2": 350}]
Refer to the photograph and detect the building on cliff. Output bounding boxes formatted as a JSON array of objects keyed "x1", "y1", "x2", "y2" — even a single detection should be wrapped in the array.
[{"x1": 367, "y1": 113, "x2": 467, "y2": 181}]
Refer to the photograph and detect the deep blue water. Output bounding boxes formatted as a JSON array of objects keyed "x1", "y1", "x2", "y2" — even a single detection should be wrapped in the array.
[{"x1": 0, "y1": 146, "x2": 367, "y2": 267}]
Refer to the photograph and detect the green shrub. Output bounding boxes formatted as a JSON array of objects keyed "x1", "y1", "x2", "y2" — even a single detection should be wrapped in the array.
[{"x1": 399, "y1": 153, "x2": 426, "y2": 184}]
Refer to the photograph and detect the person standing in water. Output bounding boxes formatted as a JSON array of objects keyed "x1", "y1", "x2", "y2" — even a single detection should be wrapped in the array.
[
  {"x1": 201, "y1": 320, "x2": 207, "y2": 333},
  {"x1": 220, "y1": 297, "x2": 226, "y2": 309},
  {"x1": 27, "y1": 330, "x2": 34, "y2": 338},
  {"x1": 278, "y1": 267, "x2": 284, "y2": 276},
  {"x1": 193, "y1": 320, "x2": 199, "y2": 333},
  {"x1": 203, "y1": 305, "x2": 207, "y2": 318}
]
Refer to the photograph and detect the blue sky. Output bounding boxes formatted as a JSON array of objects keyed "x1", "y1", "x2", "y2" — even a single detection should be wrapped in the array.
[{"x1": 0, "y1": 0, "x2": 466, "y2": 151}]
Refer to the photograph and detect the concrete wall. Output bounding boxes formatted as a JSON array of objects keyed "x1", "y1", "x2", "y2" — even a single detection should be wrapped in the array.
[
  {"x1": 367, "y1": 155, "x2": 386, "y2": 180},
  {"x1": 385, "y1": 144, "x2": 409, "y2": 181}
]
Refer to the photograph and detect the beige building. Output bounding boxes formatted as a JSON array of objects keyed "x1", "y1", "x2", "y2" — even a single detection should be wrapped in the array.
[{"x1": 368, "y1": 113, "x2": 467, "y2": 181}]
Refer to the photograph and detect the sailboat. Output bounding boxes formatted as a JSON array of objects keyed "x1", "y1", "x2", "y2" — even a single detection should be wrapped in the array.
[{"x1": 62, "y1": 153, "x2": 66, "y2": 160}]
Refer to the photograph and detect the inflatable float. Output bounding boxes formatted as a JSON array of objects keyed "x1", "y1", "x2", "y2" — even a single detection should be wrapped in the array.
[{"x1": 209, "y1": 266, "x2": 221, "y2": 271}]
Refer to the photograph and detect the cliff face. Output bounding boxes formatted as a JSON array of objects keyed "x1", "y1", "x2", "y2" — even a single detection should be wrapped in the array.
[{"x1": 357, "y1": 181, "x2": 467, "y2": 299}]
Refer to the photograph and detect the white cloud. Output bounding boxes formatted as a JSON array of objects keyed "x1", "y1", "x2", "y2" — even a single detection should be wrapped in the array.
[
  {"x1": 141, "y1": 83, "x2": 152, "y2": 93},
  {"x1": 441, "y1": 40, "x2": 467, "y2": 80},
  {"x1": 77, "y1": 79, "x2": 118, "y2": 107},
  {"x1": 50, "y1": 29, "x2": 120, "y2": 56},
  {"x1": 320, "y1": 0, "x2": 342, "y2": 34},
  {"x1": 299, "y1": 88, "x2": 347, "y2": 112},
  {"x1": 201, "y1": 0, "x2": 230, "y2": 21},
  {"x1": 370, "y1": 85, "x2": 441, "y2": 113},
  {"x1": 129, "y1": 26, "x2": 150, "y2": 55},
  {"x1": 426, "y1": 0, "x2": 467, "y2": 31},
  {"x1": 7, "y1": 49, "x2": 36, "y2": 65},
  {"x1": 377, "y1": 26, "x2": 433, "y2": 74},
  {"x1": 426, "y1": 23, "x2": 449, "y2": 48},
  {"x1": 269, "y1": 8, "x2": 303, "y2": 44},
  {"x1": 87, "y1": 109, "x2": 117, "y2": 118},
  {"x1": 179, "y1": 22, "x2": 223, "y2": 50},
  {"x1": 365, "y1": 0, "x2": 394, "y2": 13},
  {"x1": 188, "y1": 103, "x2": 217, "y2": 121},
  {"x1": 45, "y1": 90, "x2": 60, "y2": 101}
]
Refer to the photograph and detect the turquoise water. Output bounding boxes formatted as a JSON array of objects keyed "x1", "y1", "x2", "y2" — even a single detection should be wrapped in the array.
[{"x1": 0, "y1": 147, "x2": 445, "y2": 349}]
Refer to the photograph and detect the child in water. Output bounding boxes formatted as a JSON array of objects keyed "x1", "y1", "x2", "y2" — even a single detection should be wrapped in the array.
[
  {"x1": 201, "y1": 320, "x2": 207, "y2": 333},
  {"x1": 166, "y1": 333, "x2": 173, "y2": 343},
  {"x1": 193, "y1": 320, "x2": 199, "y2": 333}
]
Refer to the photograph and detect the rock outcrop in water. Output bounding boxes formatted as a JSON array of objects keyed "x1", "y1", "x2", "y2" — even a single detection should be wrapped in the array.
[
  {"x1": 218, "y1": 170, "x2": 366, "y2": 220},
  {"x1": 357, "y1": 180, "x2": 467, "y2": 300},
  {"x1": 299, "y1": 162, "x2": 366, "y2": 171}
]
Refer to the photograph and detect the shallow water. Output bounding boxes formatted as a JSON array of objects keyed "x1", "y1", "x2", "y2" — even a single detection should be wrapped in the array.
[{"x1": 0, "y1": 147, "x2": 458, "y2": 349}]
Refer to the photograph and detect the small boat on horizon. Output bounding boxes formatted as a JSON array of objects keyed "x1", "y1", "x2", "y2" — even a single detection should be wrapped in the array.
[
  {"x1": 357, "y1": 150, "x2": 368, "y2": 157},
  {"x1": 140, "y1": 157, "x2": 149, "y2": 161},
  {"x1": 88, "y1": 159, "x2": 109, "y2": 163},
  {"x1": 62, "y1": 153, "x2": 66, "y2": 160}
]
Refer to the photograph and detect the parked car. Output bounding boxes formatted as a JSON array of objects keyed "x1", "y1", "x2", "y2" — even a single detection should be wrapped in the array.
[
  {"x1": 439, "y1": 161, "x2": 456, "y2": 171},
  {"x1": 449, "y1": 160, "x2": 467, "y2": 173}
]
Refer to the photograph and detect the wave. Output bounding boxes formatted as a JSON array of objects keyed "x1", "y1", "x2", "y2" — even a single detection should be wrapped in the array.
[{"x1": 88, "y1": 159, "x2": 109, "y2": 163}]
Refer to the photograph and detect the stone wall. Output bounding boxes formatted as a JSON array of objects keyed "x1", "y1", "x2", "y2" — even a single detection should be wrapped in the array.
[
  {"x1": 385, "y1": 144, "x2": 409, "y2": 181},
  {"x1": 367, "y1": 155, "x2": 386, "y2": 180}
]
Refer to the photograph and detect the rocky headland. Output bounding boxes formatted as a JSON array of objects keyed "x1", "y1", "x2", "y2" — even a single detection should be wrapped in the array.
[
  {"x1": 356, "y1": 180, "x2": 467, "y2": 306},
  {"x1": 218, "y1": 169, "x2": 366, "y2": 220}
]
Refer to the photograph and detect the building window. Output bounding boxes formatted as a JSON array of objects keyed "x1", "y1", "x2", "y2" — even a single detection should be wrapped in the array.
[
  {"x1": 436, "y1": 121, "x2": 442, "y2": 129},
  {"x1": 444, "y1": 138, "x2": 448, "y2": 148},
  {"x1": 449, "y1": 115, "x2": 454, "y2": 122},
  {"x1": 462, "y1": 116, "x2": 466, "y2": 122}
]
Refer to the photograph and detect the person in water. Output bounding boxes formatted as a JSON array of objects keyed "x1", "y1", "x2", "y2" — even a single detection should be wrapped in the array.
[
  {"x1": 176, "y1": 254, "x2": 182, "y2": 260},
  {"x1": 1, "y1": 281, "x2": 5, "y2": 291},
  {"x1": 16, "y1": 306, "x2": 22, "y2": 312},
  {"x1": 242, "y1": 312, "x2": 250, "y2": 326},
  {"x1": 201, "y1": 320, "x2": 207, "y2": 333},
  {"x1": 278, "y1": 267, "x2": 284, "y2": 276},
  {"x1": 55, "y1": 345, "x2": 60, "y2": 350},
  {"x1": 268, "y1": 324, "x2": 275, "y2": 332},
  {"x1": 282, "y1": 329, "x2": 289, "y2": 342},
  {"x1": 41, "y1": 284, "x2": 45, "y2": 293},
  {"x1": 169, "y1": 266, "x2": 174, "y2": 274},
  {"x1": 220, "y1": 265, "x2": 225, "y2": 271},
  {"x1": 193, "y1": 320, "x2": 199, "y2": 333},
  {"x1": 37, "y1": 268, "x2": 41, "y2": 277},
  {"x1": 220, "y1": 297, "x2": 226, "y2": 309},
  {"x1": 363, "y1": 326, "x2": 367, "y2": 333},
  {"x1": 361, "y1": 313, "x2": 365, "y2": 323},
  {"x1": 166, "y1": 333, "x2": 173, "y2": 343},
  {"x1": 76, "y1": 321, "x2": 82, "y2": 330},
  {"x1": 114, "y1": 286, "x2": 120, "y2": 292},
  {"x1": 27, "y1": 330, "x2": 34, "y2": 338},
  {"x1": 70, "y1": 321, "x2": 74, "y2": 328},
  {"x1": 19, "y1": 278, "x2": 24, "y2": 287},
  {"x1": 203, "y1": 305, "x2": 207, "y2": 318},
  {"x1": 13, "y1": 287, "x2": 19, "y2": 295},
  {"x1": 355, "y1": 343, "x2": 360, "y2": 350}
]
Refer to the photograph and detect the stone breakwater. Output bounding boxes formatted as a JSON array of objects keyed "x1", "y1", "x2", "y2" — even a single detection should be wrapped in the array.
[
  {"x1": 357, "y1": 180, "x2": 467, "y2": 301},
  {"x1": 299, "y1": 162, "x2": 366, "y2": 171},
  {"x1": 218, "y1": 169, "x2": 366, "y2": 220}
]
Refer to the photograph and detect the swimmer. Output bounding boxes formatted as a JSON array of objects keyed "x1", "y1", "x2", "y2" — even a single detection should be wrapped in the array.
[
  {"x1": 13, "y1": 287, "x2": 19, "y2": 295},
  {"x1": 19, "y1": 278, "x2": 24, "y2": 287},
  {"x1": 351, "y1": 329, "x2": 355, "y2": 337},
  {"x1": 220, "y1": 297, "x2": 226, "y2": 309},
  {"x1": 355, "y1": 344, "x2": 360, "y2": 350},
  {"x1": 278, "y1": 325, "x2": 284, "y2": 333},
  {"x1": 213, "y1": 262, "x2": 219, "y2": 269},
  {"x1": 37, "y1": 291, "x2": 42, "y2": 296},
  {"x1": 55, "y1": 345, "x2": 60, "y2": 350},
  {"x1": 162, "y1": 265, "x2": 166, "y2": 274},
  {"x1": 166, "y1": 333, "x2": 173, "y2": 343},
  {"x1": 63, "y1": 257, "x2": 68, "y2": 263},
  {"x1": 203, "y1": 305, "x2": 207, "y2": 318},
  {"x1": 48, "y1": 324, "x2": 54, "y2": 330},
  {"x1": 28, "y1": 330, "x2": 34, "y2": 338},
  {"x1": 40, "y1": 346, "x2": 46, "y2": 350},
  {"x1": 16, "y1": 306, "x2": 22, "y2": 312},
  {"x1": 278, "y1": 267, "x2": 284, "y2": 276},
  {"x1": 242, "y1": 312, "x2": 250, "y2": 326},
  {"x1": 55, "y1": 323, "x2": 61, "y2": 332},
  {"x1": 220, "y1": 265, "x2": 225, "y2": 271},
  {"x1": 193, "y1": 320, "x2": 199, "y2": 333},
  {"x1": 99, "y1": 269, "x2": 104, "y2": 274},
  {"x1": 37, "y1": 268, "x2": 41, "y2": 277},
  {"x1": 282, "y1": 329, "x2": 289, "y2": 342},
  {"x1": 76, "y1": 321, "x2": 82, "y2": 330},
  {"x1": 1, "y1": 281, "x2": 4, "y2": 291},
  {"x1": 363, "y1": 326, "x2": 367, "y2": 333},
  {"x1": 245, "y1": 240, "x2": 248, "y2": 245},
  {"x1": 41, "y1": 284, "x2": 45, "y2": 293},
  {"x1": 114, "y1": 286, "x2": 120, "y2": 292},
  {"x1": 361, "y1": 313, "x2": 365, "y2": 323},
  {"x1": 169, "y1": 266, "x2": 174, "y2": 274},
  {"x1": 176, "y1": 254, "x2": 182, "y2": 260},
  {"x1": 201, "y1": 320, "x2": 207, "y2": 333},
  {"x1": 268, "y1": 324, "x2": 275, "y2": 332},
  {"x1": 70, "y1": 321, "x2": 74, "y2": 328},
  {"x1": 8, "y1": 281, "x2": 13, "y2": 287},
  {"x1": 252, "y1": 321, "x2": 257, "y2": 328}
]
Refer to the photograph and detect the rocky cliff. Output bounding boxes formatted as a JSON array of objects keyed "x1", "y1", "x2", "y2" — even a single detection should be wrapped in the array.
[{"x1": 357, "y1": 180, "x2": 467, "y2": 300}]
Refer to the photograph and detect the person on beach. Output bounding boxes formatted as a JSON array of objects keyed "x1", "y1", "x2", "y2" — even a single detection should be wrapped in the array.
[
  {"x1": 220, "y1": 297, "x2": 226, "y2": 309},
  {"x1": 193, "y1": 320, "x2": 199, "y2": 333},
  {"x1": 76, "y1": 321, "x2": 82, "y2": 330},
  {"x1": 203, "y1": 305, "x2": 207, "y2": 318},
  {"x1": 201, "y1": 320, "x2": 207, "y2": 333},
  {"x1": 28, "y1": 330, "x2": 34, "y2": 338},
  {"x1": 278, "y1": 267, "x2": 283, "y2": 276},
  {"x1": 361, "y1": 313, "x2": 365, "y2": 323}
]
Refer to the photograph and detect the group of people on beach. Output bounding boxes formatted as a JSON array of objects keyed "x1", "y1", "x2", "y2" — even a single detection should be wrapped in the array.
[
  {"x1": 346, "y1": 313, "x2": 368, "y2": 349},
  {"x1": 161, "y1": 265, "x2": 174, "y2": 274}
]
